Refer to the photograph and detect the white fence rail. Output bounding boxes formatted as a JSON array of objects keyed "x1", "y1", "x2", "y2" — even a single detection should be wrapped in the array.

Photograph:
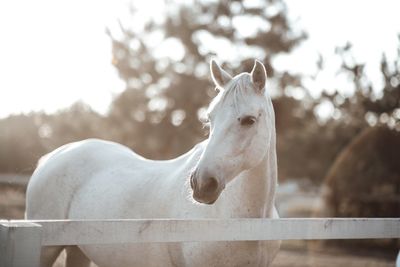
[{"x1": 1, "y1": 218, "x2": 399, "y2": 267}]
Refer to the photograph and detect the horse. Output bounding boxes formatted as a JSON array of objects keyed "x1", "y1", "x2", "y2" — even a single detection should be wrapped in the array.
[{"x1": 26, "y1": 59, "x2": 280, "y2": 267}]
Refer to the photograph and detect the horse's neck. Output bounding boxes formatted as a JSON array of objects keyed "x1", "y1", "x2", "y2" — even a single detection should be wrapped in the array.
[
  {"x1": 225, "y1": 147, "x2": 277, "y2": 218},
  {"x1": 178, "y1": 139, "x2": 277, "y2": 219}
]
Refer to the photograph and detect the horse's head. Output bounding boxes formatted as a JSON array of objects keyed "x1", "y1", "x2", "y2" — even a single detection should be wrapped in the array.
[{"x1": 190, "y1": 59, "x2": 275, "y2": 204}]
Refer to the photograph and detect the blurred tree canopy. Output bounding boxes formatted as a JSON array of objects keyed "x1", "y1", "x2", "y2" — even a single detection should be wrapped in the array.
[
  {"x1": 0, "y1": 114, "x2": 45, "y2": 173},
  {"x1": 0, "y1": 1, "x2": 398, "y2": 190},
  {"x1": 0, "y1": 103, "x2": 106, "y2": 173},
  {"x1": 106, "y1": 0, "x2": 306, "y2": 159}
]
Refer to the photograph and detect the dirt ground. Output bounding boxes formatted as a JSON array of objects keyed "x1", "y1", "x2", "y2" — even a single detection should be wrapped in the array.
[
  {"x1": 0, "y1": 181, "x2": 397, "y2": 267},
  {"x1": 49, "y1": 246, "x2": 396, "y2": 267},
  {"x1": 273, "y1": 247, "x2": 395, "y2": 267}
]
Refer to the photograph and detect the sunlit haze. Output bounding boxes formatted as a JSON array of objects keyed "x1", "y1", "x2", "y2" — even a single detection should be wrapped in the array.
[{"x1": 0, "y1": 0, "x2": 399, "y2": 118}]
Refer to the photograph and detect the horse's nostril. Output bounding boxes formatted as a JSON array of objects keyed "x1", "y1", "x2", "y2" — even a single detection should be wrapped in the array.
[
  {"x1": 189, "y1": 172, "x2": 197, "y2": 191},
  {"x1": 202, "y1": 177, "x2": 219, "y2": 193},
  {"x1": 190, "y1": 173, "x2": 197, "y2": 190}
]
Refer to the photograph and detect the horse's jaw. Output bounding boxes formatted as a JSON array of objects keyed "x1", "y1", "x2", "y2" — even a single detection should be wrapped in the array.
[{"x1": 192, "y1": 150, "x2": 277, "y2": 218}]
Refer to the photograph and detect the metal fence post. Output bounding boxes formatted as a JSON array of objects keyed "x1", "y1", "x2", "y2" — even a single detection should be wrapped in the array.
[{"x1": 0, "y1": 220, "x2": 42, "y2": 267}]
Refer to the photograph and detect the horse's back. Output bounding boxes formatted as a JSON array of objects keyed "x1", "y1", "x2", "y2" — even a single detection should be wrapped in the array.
[{"x1": 25, "y1": 139, "x2": 143, "y2": 219}]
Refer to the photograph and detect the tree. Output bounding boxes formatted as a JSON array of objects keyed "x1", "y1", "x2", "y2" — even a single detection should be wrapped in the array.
[
  {"x1": 107, "y1": 0, "x2": 306, "y2": 159},
  {"x1": 320, "y1": 39, "x2": 400, "y2": 130},
  {"x1": 285, "y1": 38, "x2": 400, "y2": 183},
  {"x1": 39, "y1": 102, "x2": 107, "y2": 150},
  {"x1": 0, "y1": 114, "x2": 45, "y2": 173}
]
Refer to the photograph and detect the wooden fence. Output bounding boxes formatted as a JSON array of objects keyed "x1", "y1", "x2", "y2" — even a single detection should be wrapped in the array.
[{"x1": 1, "y1": 218, "x2": 399, "y2": 267}]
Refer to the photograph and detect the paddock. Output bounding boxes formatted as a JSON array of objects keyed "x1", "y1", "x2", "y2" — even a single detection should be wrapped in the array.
[{"x1": 1, "y1": 218, "x2": 399, "y2": 267}]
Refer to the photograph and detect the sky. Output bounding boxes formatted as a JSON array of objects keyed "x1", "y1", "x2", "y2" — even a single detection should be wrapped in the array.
[
  {"x1": 0, "y1": 0, "x2": 399, "y2": 118},
  {"x1": 279, "y1": 0, "x2": 400, "y2": 97}
]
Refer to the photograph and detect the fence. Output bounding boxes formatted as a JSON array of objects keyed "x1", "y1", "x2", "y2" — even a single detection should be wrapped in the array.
[{"x1": 1, "y1": 218, "x2": 399, "y2": 267}]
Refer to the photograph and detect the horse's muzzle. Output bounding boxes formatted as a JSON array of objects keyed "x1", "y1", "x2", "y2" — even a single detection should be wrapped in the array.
[{"x1": 190, "y1": 171, "x2": 224, "y2": 205}]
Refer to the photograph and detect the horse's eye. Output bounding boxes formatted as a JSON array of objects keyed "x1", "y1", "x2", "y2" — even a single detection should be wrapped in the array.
[{"x1": 240, "y1": 116, "x2": 257, "y2": 126}]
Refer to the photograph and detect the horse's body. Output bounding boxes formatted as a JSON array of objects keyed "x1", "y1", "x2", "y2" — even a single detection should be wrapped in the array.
[{"x1": 26, "y1": 60, "x2": 280, "y2": 267}]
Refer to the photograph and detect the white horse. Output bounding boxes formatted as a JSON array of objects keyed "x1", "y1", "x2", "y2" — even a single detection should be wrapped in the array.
[{"x1": 26, "y1": 59, "x2": 280, "y2": 267}]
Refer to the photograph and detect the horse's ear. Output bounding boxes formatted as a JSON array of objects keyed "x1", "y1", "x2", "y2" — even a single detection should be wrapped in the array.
[
  {"x1": 210, "y1": 59, "x2": 232, "y2": 89},
  {"x1": 251, "y1": 60, "x2": 267, "y2": 92}
]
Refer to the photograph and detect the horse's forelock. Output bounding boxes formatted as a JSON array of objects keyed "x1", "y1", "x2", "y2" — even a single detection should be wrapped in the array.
[{"x1": 207, "y1": 73, "x2": 270, "y2": 118}]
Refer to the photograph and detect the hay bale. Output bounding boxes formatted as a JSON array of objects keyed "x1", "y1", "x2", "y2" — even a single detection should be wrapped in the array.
[
  {"x1": 324, "y1": 126, "x2": 400, "y2": 218},
  {"x1": 319, "y1": 126, "x2": 400, "y2": 251}
]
